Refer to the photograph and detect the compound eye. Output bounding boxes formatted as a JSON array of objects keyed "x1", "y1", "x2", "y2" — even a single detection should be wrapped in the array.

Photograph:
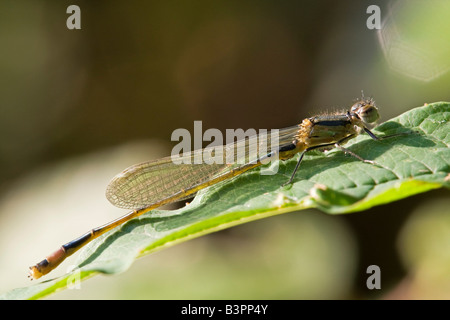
[{"x1": 358, "y1": 105, "x2": 380, "y2": 123}]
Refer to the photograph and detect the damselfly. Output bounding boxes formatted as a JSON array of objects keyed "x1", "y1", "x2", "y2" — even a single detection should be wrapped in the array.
[{"x1": 29, "y1": 96, "x2": 405, "y2": 279}]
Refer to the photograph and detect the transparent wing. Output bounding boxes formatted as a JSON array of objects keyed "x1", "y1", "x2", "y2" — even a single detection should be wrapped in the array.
[{"x1": 106, "y1": 125, "x2": 299, "y2": 209}]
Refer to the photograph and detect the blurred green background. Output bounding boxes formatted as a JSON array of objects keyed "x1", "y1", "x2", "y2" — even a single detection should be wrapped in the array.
[{"x1": 0, "y1": 0, "x2": 449, "y2": 299}]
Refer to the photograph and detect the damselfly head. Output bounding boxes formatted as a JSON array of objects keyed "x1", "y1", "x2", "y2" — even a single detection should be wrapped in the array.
[{"x1": 350, "y1": 98, "x2": 380, "y2": 124}]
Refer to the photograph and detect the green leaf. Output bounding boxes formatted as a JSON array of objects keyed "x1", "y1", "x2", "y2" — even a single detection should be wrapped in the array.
[{"x1": 2, "y1": 102, "x2": 449, "y2": 300}]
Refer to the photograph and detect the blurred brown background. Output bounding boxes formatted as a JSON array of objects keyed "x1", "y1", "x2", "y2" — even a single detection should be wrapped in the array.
[{"x1": 0, "y1": 0, "x2": 449, "y2": 299}]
